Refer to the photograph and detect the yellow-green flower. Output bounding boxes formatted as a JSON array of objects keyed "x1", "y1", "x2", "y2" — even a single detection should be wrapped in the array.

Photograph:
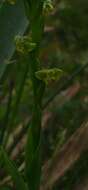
[
  {"x1": 5, "y1": 0, "x2": 16, "y2": 5},
  {"x1": 15, "y1": 35, "x2": 36, "y2": 55},
  {"x1": 35, "y1": 68, "x2": 63, "y2": 84},
  {"x1": 43, "y1": 0, "x2": 54, "y2": 15}
]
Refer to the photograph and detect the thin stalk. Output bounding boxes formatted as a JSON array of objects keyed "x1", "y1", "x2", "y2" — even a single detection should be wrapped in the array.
[
  {"x1": 25, "y1": 3, "x2": 45, "y2": 188},
  {"x1": 4, "y1": 58, "x2": 30, "y2": 147},
  {"x1": 0, "y1": 81, "x2": 13, "y2": 144},
  {"x1": 25, "y1": 51, "x2": 45, "y2": 190}
]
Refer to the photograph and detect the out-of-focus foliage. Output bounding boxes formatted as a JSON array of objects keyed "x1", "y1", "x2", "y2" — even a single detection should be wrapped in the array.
[
  {"x1": 0, "y1": 0, "x2": 88, "y2": 189},
  {"x1": 0, "y1": 0, "x2": 27, "y2": 80}
]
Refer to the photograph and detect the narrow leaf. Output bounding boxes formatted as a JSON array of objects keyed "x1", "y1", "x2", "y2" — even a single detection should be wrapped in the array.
[
  {"x1": 0, "y1": 0, "x2": 28, "y2": 80},
  {"x1": 0, "y1": 147, "x2": 28, "y2": 190}
]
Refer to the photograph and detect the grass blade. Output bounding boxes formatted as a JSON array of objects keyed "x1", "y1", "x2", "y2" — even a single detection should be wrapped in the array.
[{"x1": 0, "y1": 147, "x2": 28, "y2": 190}]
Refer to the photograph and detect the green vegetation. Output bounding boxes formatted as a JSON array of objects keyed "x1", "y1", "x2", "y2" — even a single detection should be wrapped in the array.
[{"x1": 0, "y1": 0, "x2": 88, "y2": 190}]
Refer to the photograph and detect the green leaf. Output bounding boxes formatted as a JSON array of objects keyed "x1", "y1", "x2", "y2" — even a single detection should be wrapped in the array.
[
  {"x1": 0, "y1": 0, "x2": 28, "y2": 80},
  {"x1": 0, "y1": 147, "x2": 28, "y2": 190},
  {"x1": 0, "y1": 187, "x2": 12, "y2": 190}
]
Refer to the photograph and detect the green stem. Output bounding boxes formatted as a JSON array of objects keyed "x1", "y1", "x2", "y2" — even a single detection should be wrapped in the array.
[
  {"x1": 0, "y1": 81, "x2": 13, "y2": 144},
  {"x1": 25, "y1": 50, "x2": 45, "y2": 190},
  {"x1": 4, "y1": 58, "x2": 30, "y2": 147},
  {"x1": 24, "y1": 2, "x2": 45, "y2": 190}
]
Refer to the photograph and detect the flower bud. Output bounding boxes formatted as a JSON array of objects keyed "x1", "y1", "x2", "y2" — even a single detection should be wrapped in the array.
[
  {"x1": 15, "y1": 35, "x2": 36, "y2": 55},
  {"x1": 5, "y1": 0, "x2": 16, "y2": 5},
  {"x1": 43, "y1": 0, "x2": 54, "y2": 15}
]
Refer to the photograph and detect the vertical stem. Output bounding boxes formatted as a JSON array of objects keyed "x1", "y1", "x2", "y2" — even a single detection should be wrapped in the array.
[
  {"x1": 4, "y1": 58, "x2": 30, "y2": 147},
  {"x1": 25, "y1": 50, "x2": 45, "y2": 190},
  {"x1": 25, "y1": 2, "x2": 45, "y2": 190},
  {"x1": 0, "y1": 81, "x2": 13, "y2": 144}
]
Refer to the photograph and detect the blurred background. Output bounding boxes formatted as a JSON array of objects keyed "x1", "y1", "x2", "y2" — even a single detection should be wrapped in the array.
[{"x1": 0, "y1": 0, "x2": 88, "y2": 189}]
